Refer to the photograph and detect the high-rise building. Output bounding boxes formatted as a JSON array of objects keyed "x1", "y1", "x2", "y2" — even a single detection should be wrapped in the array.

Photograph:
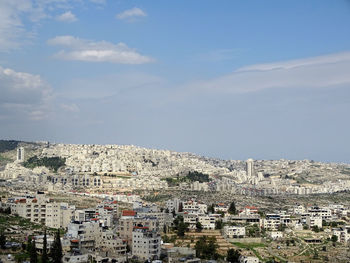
[
  {"x1": 17, "y1": 147, "x2": 25, "y2": 162},
  {"x1": 246, "y1": 158, "x2": 254, "y2": 178}
]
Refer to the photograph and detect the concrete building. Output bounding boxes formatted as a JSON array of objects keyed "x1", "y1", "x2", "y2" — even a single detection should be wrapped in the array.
[
  {"x1": 305, "y1": 216, "x2": 322, "y2": 228},
  {"x1": 13, "y1": 192, "x2": 74, "y2": 229},
  {"x1": 246, "y1": 159, "x2": 255, "y2": 178},
  {"x1": 166, "y1": 198, "x2": 181, "y2": 214},
  {"x1": 132, "y1": 227, "x2": 161, "y2": 261},
  {"x1": 17, "y1": 147, "x2": 25, "y2": 162},
  {"x1": 223, "y1": 226, "x2": 246, "y2": 238},
  {"x1": 46, "y1": 202, "x2": 75, "y2": 229}
]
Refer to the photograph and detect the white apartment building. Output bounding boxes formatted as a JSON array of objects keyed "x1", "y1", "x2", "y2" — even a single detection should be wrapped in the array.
[
  {"x1": 132, "y1": 227, "x2": 161, "y2": 260},
  {"x1": 214, "y1": 203, "x2": 228, "y2": 213},
  {"x1": 305, "y1": 216, "x2": 322, "y2": 228},
  {"x1": 267, "y1": 231, "x2": 283, "y2": 240},
  {"x1": 293, "y1": 204, "x2": 306, "y2": 215},
  {"x1": 307, "y1": 206, "x2": 332, "y2": 221},
  {"x1": 67, "y1": 221, "x2": 102, "y2": 251},
  {"x1": 183, "y1": 213, "x2": 197, "y2": 229},
  {"x1": 46, "y1": 202, "x2": 75, "y2": 229},
  {"x1": 198, "y1": 214, "x2": 216, "y2": 229},
  {"x1": 96, "y1": 230, "x2": 127, "y2": 257},
  {"x1": 166, "y1": 198, "x2": 181, "y2": 213},
  {"x1": 12, "y1": 193, "x2": 75, "y2": 229},
  {"x1": 332, "y1": 226, "x2": 350, "y2": 243},
  {"x1": 262, "y1": 214, "x2": 281, "y2": 231},
  {"x1": 223, "y1": 226, "x2": 246, "y2": 238},
  {"x1": 183, "y1": 201, "x2": 207, "y2": 214}
]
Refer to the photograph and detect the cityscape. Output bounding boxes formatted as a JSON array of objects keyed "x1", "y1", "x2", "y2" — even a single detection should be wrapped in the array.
[
  {"x1": 0, "y1": 141, "x2": 350, "y2": 262},
  {"x1": 1, "y1": 1, "x2": 350, "y2": 263}
]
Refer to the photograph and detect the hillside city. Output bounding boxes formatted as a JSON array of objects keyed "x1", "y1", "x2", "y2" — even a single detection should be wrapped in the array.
[{"x1": 1, "y1": 141, "x2": 350, "y2": 263}]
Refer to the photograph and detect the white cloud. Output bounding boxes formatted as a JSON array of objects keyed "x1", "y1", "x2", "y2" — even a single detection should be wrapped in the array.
[
  {"x1": 0, "y1": 0, "x2": 104, "y2": 51},
  {"x1": 116, "y1": 7, "x2": 147, "y2": 20},
  {"x1": 0, "y1": 0, "x2": 33, "y2": 50},
  {"x1": 47, "y1": 35, "x2": 154, "y2": 64},
  {"x1": 185, "y1": 52, "x2": 350, "y2": 94},
  {"x1": 238, "y1": 52, "x2": 350, "y2": 72},
  {"x1": 0, "y1": 66, "x2": 52, "y2": 120},
  {"x1": 56, "y1": 11, "x2": 77, "y2": 22}
]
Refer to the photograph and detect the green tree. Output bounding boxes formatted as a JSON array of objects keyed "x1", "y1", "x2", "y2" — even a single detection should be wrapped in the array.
[
  {"x1": 207, "y1": 237, "x2": 218, "y2": 259},
  {"x1": 196, "y1": 222, "x2": 203, "y2": 232},
  {"x1": 215, "y1": 219, "x2": 223, "y2": 230},
  {"x1": 42, "y1": 229, "x2": 48, "y2": 263},
  {"x1": 177, "y1": 222, "x2": 189, "y2": 237},
  {"x1": 173, "y1": 215, "x2": 184, "y2": 230},
  {"x1": 331, "y1": 235, "x2": 338, "y2": 243},
  {"x1": 30, "y1": 240, "x2": 38, "y2": 263},
  {"x1": 27, "y1": 236, "x2": 33, "y2": 254},
  {"x1": 227, "y1": 248, "x2": 241, "y2": 263},
  {"x1": 0, "y1": 232, "x2": 6, "y2": 249},
  {"x1": 312, "y1": 225, "x2": 320, "y2": 233},
  {"x1": 50, "y1": 230, "x2": 63, "y2": 263},
  {"x1": 277, "y1": 224, "x2": 286, "y2": 232},
  {"x1": 228, "y1": 202, "x2": 237, "y2": 215},
  {"x1": 195, "y1": 236, "x2": 219, "y2": 259},
  {"x1": 162, "y1": 235, "x2": 170, "y2": 243},
  {"x1": 208, "y1": 204, "x2": 215, "y2": 214}
]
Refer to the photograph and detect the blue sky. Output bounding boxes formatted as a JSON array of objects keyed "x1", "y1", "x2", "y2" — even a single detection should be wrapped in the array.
[{"x1": 1, "y1": 0, "x2": 350, "y2": 162}]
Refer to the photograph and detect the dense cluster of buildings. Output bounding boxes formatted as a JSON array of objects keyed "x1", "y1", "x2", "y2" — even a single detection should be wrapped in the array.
[
  {"x1": 2, "y1": 189, "x2": 350, "y2": 263},
  {"x1": 1, "y1": 145, "x2": 350, "y2": 197}
]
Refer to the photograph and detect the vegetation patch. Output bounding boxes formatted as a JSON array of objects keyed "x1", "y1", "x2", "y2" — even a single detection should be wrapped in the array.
[
  {"x1": 0, "y1": 140, "x2": 21, "y2": 153},
  {"x1": 163, "y1": 171, "x2": 210, "y2": 186},
  {"x1": 23, "y1": 155, "x2": 66, "y2": 172}
]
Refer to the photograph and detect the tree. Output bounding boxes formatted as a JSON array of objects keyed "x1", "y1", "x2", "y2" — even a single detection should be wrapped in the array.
[
  {"x1": 0, "y1": 232, "x2": 6, "y2": 249},
  {"x1": 331, "y1": 235, "x2": 338, "y2": 243},
  {"x1": 173, "y1": 215, "x2": 184, "y2": 230},
  {"x1": 42, "y1": 229, "x2": 48, "y2": 263},
  {"x1": 312, "y1": 225, "x2": 320, "y2": 233},
  {"x1": 50, "y1": 230, "x2": 63, "y2": 263},
  {"x1": 196, "y1": 222, "x2": 203, "y2": 232},
  {"x1": 246, "y1": 224, "x2": 260, "y2": 237},
  {"x1": 277, "y1": 224, "x2": 286, "y2": 232},
  {"x1": 228, "y1": 202, "x2": 237, "y2": 215},
  {"x1": 215, "y1": 219, "x2": 223, "y2": 230},
  {"x1": 162, "y1": 235, "x2": 170, "y2": 243},
  {"x1": 27, "y1": 236, "x2": 33, "y2": 254},
  {"x1": 227, "y1": 248, "x2": 241, "y2": 263},
  {"x1": 195, "y1": 236, "x2": 219, "y2": 260},
  {"x1": 177, "y1": 222, "x2": 189, "y2": 237},
  {"x1": 208, "y1": 204, "x2": 215, "y2": 214},
  {"x1": 30, "y1": 239, "x2": 38, "y2": 263}
]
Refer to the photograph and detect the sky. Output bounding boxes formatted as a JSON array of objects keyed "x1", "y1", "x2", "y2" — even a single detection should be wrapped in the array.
[{"x1": 0, "y1": 0, "x2": 350, "y2": 163}]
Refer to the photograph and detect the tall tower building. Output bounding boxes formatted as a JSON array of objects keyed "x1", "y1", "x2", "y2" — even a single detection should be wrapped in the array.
[
  {"x1": 17, "y1": 147, "x2": 25, "y2": 162},
  {"x1": 246, "y1": 158, "x2": 254, "y2": 178}
]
